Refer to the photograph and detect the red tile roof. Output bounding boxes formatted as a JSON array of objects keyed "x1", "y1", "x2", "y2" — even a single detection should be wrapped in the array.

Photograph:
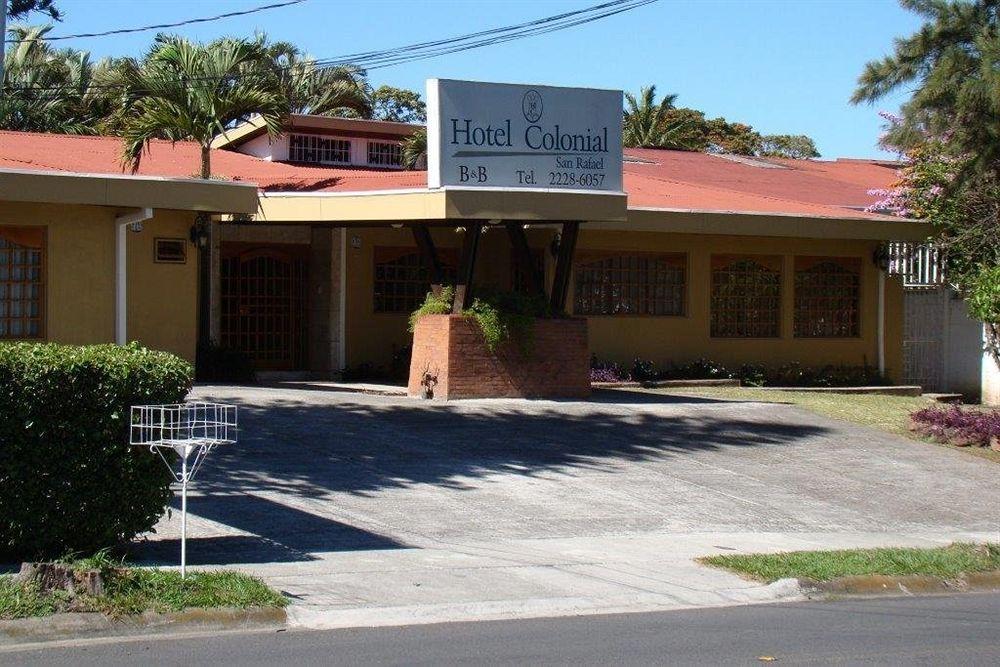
[{"x1": 0, "y1": 130, "x2": 899, "y2": 219}]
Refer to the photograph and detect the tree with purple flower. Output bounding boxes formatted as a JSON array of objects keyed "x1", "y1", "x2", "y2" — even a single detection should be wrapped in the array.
[{"x1": 852, "y1": 0, "x2": 1000, "y2": 366}]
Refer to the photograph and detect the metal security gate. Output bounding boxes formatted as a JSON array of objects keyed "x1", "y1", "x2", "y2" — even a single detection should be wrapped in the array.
[
  {"x1": 891, "y1": 242, "x2": 946, "y2": 391},
  {"x1": 220, "y1": 244, "x2": 308, "y2": 370},
  {"x1": 903, "y1": 287, "x2": 945, "y2": 391}
]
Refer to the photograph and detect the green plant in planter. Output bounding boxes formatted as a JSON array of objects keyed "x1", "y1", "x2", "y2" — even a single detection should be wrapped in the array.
[
  {"x1": 408, "y1": 286, "x2": 455, "y2": 333},
  {"x1": 409, "y1": 287, "x2": 551, "y2": 354},
  {"x1": 465, "y1": 289, "x2": 551, "y2": 354}
]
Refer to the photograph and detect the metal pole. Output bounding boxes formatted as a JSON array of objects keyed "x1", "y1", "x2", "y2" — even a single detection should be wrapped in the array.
[
  {"x1": 181, "y1": 457, "x2": 188, "y2": 578},
  {"x1": 1, "y1": 0, "x2": 8, "y2": 98}
]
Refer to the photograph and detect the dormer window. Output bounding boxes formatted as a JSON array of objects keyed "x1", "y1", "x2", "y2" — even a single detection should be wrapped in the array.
[
  {"x1": 289, "y1": 134, "x2": 351, "y2": 164},
  {"x1": 367, "y1": 141, "x2": 402, "y2": 167}
]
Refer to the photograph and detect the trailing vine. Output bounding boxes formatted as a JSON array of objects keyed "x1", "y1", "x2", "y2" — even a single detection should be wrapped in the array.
[{"x1": 409, "y1": 286, "x2": 551, "y2": 354}]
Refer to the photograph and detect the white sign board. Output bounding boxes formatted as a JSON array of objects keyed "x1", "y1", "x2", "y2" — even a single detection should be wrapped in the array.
[{"x1": 427, "y1": 79, "x2": 623, "y2": 193}]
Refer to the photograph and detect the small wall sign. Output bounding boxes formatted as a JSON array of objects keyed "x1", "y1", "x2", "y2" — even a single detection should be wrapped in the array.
[{"x1": 154, "y1": 238, "x2": 187, "y2": 264}]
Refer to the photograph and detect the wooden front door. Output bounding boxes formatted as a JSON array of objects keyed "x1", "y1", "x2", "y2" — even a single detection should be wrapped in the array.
[{"x1": 220, "y1": 244, "x2": 308, "y2": 370}]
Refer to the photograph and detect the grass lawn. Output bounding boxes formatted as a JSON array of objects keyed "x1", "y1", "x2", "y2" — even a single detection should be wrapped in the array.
[
  {"x1": 700, "y1": 543, "x2": 1000, "y2": 583},
  {"x1": 648, "y1": 386, "x2": 1000, "y2": 464},
  {"x1": 0, "y1": 558, "x2": 286, "y2": 620}
]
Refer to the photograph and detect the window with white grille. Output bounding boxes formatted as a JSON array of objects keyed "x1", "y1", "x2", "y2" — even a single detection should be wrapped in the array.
[
  {"x1": 288, "y1": 134, "x2": 351, "y2": 164},
  {"x1": 367, "y1": 141, "x2": 402, "y2": 167},
  {"x1": 887, "y1": 242, "x2": 943, "y2": 288}
]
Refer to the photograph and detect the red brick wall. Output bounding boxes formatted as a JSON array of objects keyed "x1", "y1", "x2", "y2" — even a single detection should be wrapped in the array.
[{"x1": 408, "y1": 315, "x2": 590, "y2": 400}]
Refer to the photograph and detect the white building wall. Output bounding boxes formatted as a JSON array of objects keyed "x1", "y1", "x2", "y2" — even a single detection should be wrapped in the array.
[
  {"x1": 943, "y1": 293, "x2": 985, "y2": 399},
  {"x1": 984, "y1": 339, "x2": 1000, "y2": 407},
  {"x1": 236, "y1": 133, "x2": 288, "y2": 161},
  {"x1": 233, "y1": 131, "x2": 402, "y2": 169}
]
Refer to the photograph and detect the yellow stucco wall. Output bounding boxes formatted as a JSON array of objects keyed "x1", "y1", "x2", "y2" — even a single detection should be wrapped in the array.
[
  {"x1": 4, "y1": 201, "x2": 905, "y2": 379},
  {"x1": 0, "y1": 201, "x2": 198, "y2": 361},
  {"x1": 344, "y1": 226, "x2": 460, "y2": 370},
  {"x1": 575, "y1": 230, "x2": 903, "y2": 378},
  {"x1": 343, "y1": 225, "x2": 905, "y2": 381}
]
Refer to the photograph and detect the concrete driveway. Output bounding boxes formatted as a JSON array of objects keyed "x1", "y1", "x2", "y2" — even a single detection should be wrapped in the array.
[{"x1": 140, "y1": 386, "x2": 1000, "y2": 627}]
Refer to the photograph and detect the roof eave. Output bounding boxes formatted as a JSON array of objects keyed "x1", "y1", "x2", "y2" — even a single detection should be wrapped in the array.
[
  {"x1": 0, "y1": 168, "x2": 260, "y2": 214},
  {"x1": 615, "y1": 207, "x2": 929, "y2": 241}
]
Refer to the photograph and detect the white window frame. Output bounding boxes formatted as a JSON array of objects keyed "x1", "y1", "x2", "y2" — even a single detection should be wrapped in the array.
[
  {"x1": 367, "y1": 140, "x2": 403, "y2": 168},
  {"x1": 288, "y1": 133, "x2": 352, "y2": 165}
]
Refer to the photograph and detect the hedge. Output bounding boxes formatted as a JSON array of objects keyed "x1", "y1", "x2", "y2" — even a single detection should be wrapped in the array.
[{"x1": 0, "y1": 342, "x2": 193, "y2": 560}]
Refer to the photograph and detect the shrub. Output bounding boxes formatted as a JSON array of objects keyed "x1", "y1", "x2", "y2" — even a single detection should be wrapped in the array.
[
  {"x1": 909, "y1": 405, "x2": 1000, "y2": 447},
  {"x1": 0, "y1": 342, "x2": 193, "y2": 560},
  {"x1": 630, "y1": 358, "x2": 659, "y2": 382},
  {"x1": 661, "y1": 358, "x2": 734, "y2": 381},
  {"x1": 764, "y1": 362, "x2": 887, "y2": 388}
]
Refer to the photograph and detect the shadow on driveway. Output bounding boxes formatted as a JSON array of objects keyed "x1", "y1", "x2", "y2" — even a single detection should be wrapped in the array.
[
  {"x1": 119, "y1": 390, "x2": 834, "y2": 565},
  {"x1": 130, "y1": 494, "x2": 405, "y2": 566}
]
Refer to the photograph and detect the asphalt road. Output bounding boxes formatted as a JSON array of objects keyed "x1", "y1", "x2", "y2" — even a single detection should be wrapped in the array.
[{"x1": 5, "y1": 594, "x2": 1000, "y2": 666}]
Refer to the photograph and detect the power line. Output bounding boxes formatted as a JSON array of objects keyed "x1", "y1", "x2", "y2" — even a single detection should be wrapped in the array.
[
  {"x1": 4, "y1": 0, "x2": 306, "y2": 43},
  {"x1": 3, "y1": 0, "x2": 657, "y2": 95}
]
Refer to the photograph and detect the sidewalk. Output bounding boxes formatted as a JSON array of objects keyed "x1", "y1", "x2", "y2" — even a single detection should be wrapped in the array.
[{"x1": 224, "y1": 530, "x2": 997, "y2": 629}]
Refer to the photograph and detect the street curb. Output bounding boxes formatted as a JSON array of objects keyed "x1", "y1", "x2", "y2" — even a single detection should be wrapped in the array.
[
  {"x1": 802, "y1": 571, "x2": 1000, "y2": 598},
  {"x1": 0, "y1": 607, "x2": 287, "y2": 647}
]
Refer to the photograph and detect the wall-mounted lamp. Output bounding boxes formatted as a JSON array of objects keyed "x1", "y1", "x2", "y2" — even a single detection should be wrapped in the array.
[
  {"x1": 872, "y1": 243, "x2": 891, "y2": 271},
  {"x1": 189, "y1": 222, "x2": 209, "y2": 248},
  {"x1": 550, "y1": 232, "x2": 562, "y2": 258}
]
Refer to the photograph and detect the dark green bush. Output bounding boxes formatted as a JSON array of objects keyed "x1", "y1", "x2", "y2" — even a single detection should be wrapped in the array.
[
  {"x1": 0, "y1": 342, "x2": 193, "y2": 561},
  {"x1": 630, "y1": 358, "x2": 659, "y2": 382}
]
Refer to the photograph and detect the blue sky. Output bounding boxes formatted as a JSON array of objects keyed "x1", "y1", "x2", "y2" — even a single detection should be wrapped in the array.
[{"x1": 34, "y1": 0, "x2": 920, "y2": 158}]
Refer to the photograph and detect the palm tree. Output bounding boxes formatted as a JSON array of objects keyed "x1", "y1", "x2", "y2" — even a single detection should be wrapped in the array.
[
  {"x1": 851, "y1": 0, "x2": 1000, "y2": 175},
  {"x1": 257, "y1": 36, "x2": 371, "y2": 117},
  {"x1": 116, "y1": 35, "x2": 290, "y2": 357},
  {"x1": 401, "y1": 127, "x2": 426, "y2": 169},
  {"x1": 117, "y1": 35, "x2": 287, "y2": 178},
  {"x1": 622, "y1": 85, "x2": 678, "y2": 148},
  {"x1": 1, "y1": 25, "x2": 113, "y2": 134}
]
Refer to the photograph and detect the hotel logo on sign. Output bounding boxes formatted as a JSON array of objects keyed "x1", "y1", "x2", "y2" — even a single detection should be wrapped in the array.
[{"x1": 522, "y1": 90, "x2": 543, "y2": 123}]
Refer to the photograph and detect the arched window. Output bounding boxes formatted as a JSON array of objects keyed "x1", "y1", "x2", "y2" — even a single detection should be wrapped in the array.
[
  {"x1": 373, "y1": 248, "x2": 456, "y2": 313},
  {"x1": 794, "y1": 257, "x2": 861, "y2": 338},
  {"x1": 574, "y1": 253, "x2": 686, "y2": 316},
  {"x1": 0, "y1": 227, "x2": 45, "y2": 339},
  {"x1": 710, "y1": 255, "x2": 781, "y2": 337}
]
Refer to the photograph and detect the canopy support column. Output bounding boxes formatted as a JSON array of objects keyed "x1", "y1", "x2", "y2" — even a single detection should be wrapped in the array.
[
  {"x1": 411, "y1": 224, "x2": 444, "y2": 295},
  {"x1": 505, "y1": 221, "x2": 544, "y2": 297},
  {"x1": 549, "y1": 221, "x2": 580, "y2": 313},
  {"x1": 452, "y1": 222, "x2": 484, "y2": 313}
]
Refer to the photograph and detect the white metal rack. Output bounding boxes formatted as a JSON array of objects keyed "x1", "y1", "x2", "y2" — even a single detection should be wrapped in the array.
[{"x1": 130, "y1": 403, "x2": 237, "y2": 577}]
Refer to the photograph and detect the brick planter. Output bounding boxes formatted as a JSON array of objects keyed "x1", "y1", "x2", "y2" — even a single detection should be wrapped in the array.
[{"x1": 408, "y1": 314, "x2": 590, "y2": 400}]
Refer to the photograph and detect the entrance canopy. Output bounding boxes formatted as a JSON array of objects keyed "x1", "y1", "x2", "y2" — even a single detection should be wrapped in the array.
[{"x1": 250, "y1": 187, "x2": 628, "y2": 226}]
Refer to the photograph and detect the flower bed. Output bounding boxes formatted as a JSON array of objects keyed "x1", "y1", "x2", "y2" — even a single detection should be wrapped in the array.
[
  {"x1": 909, "y1": 405, "x2": 1000, "y2": 448},
  {"x1": 590, "y1": 356, "x2": 890, "y2": 388}
]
